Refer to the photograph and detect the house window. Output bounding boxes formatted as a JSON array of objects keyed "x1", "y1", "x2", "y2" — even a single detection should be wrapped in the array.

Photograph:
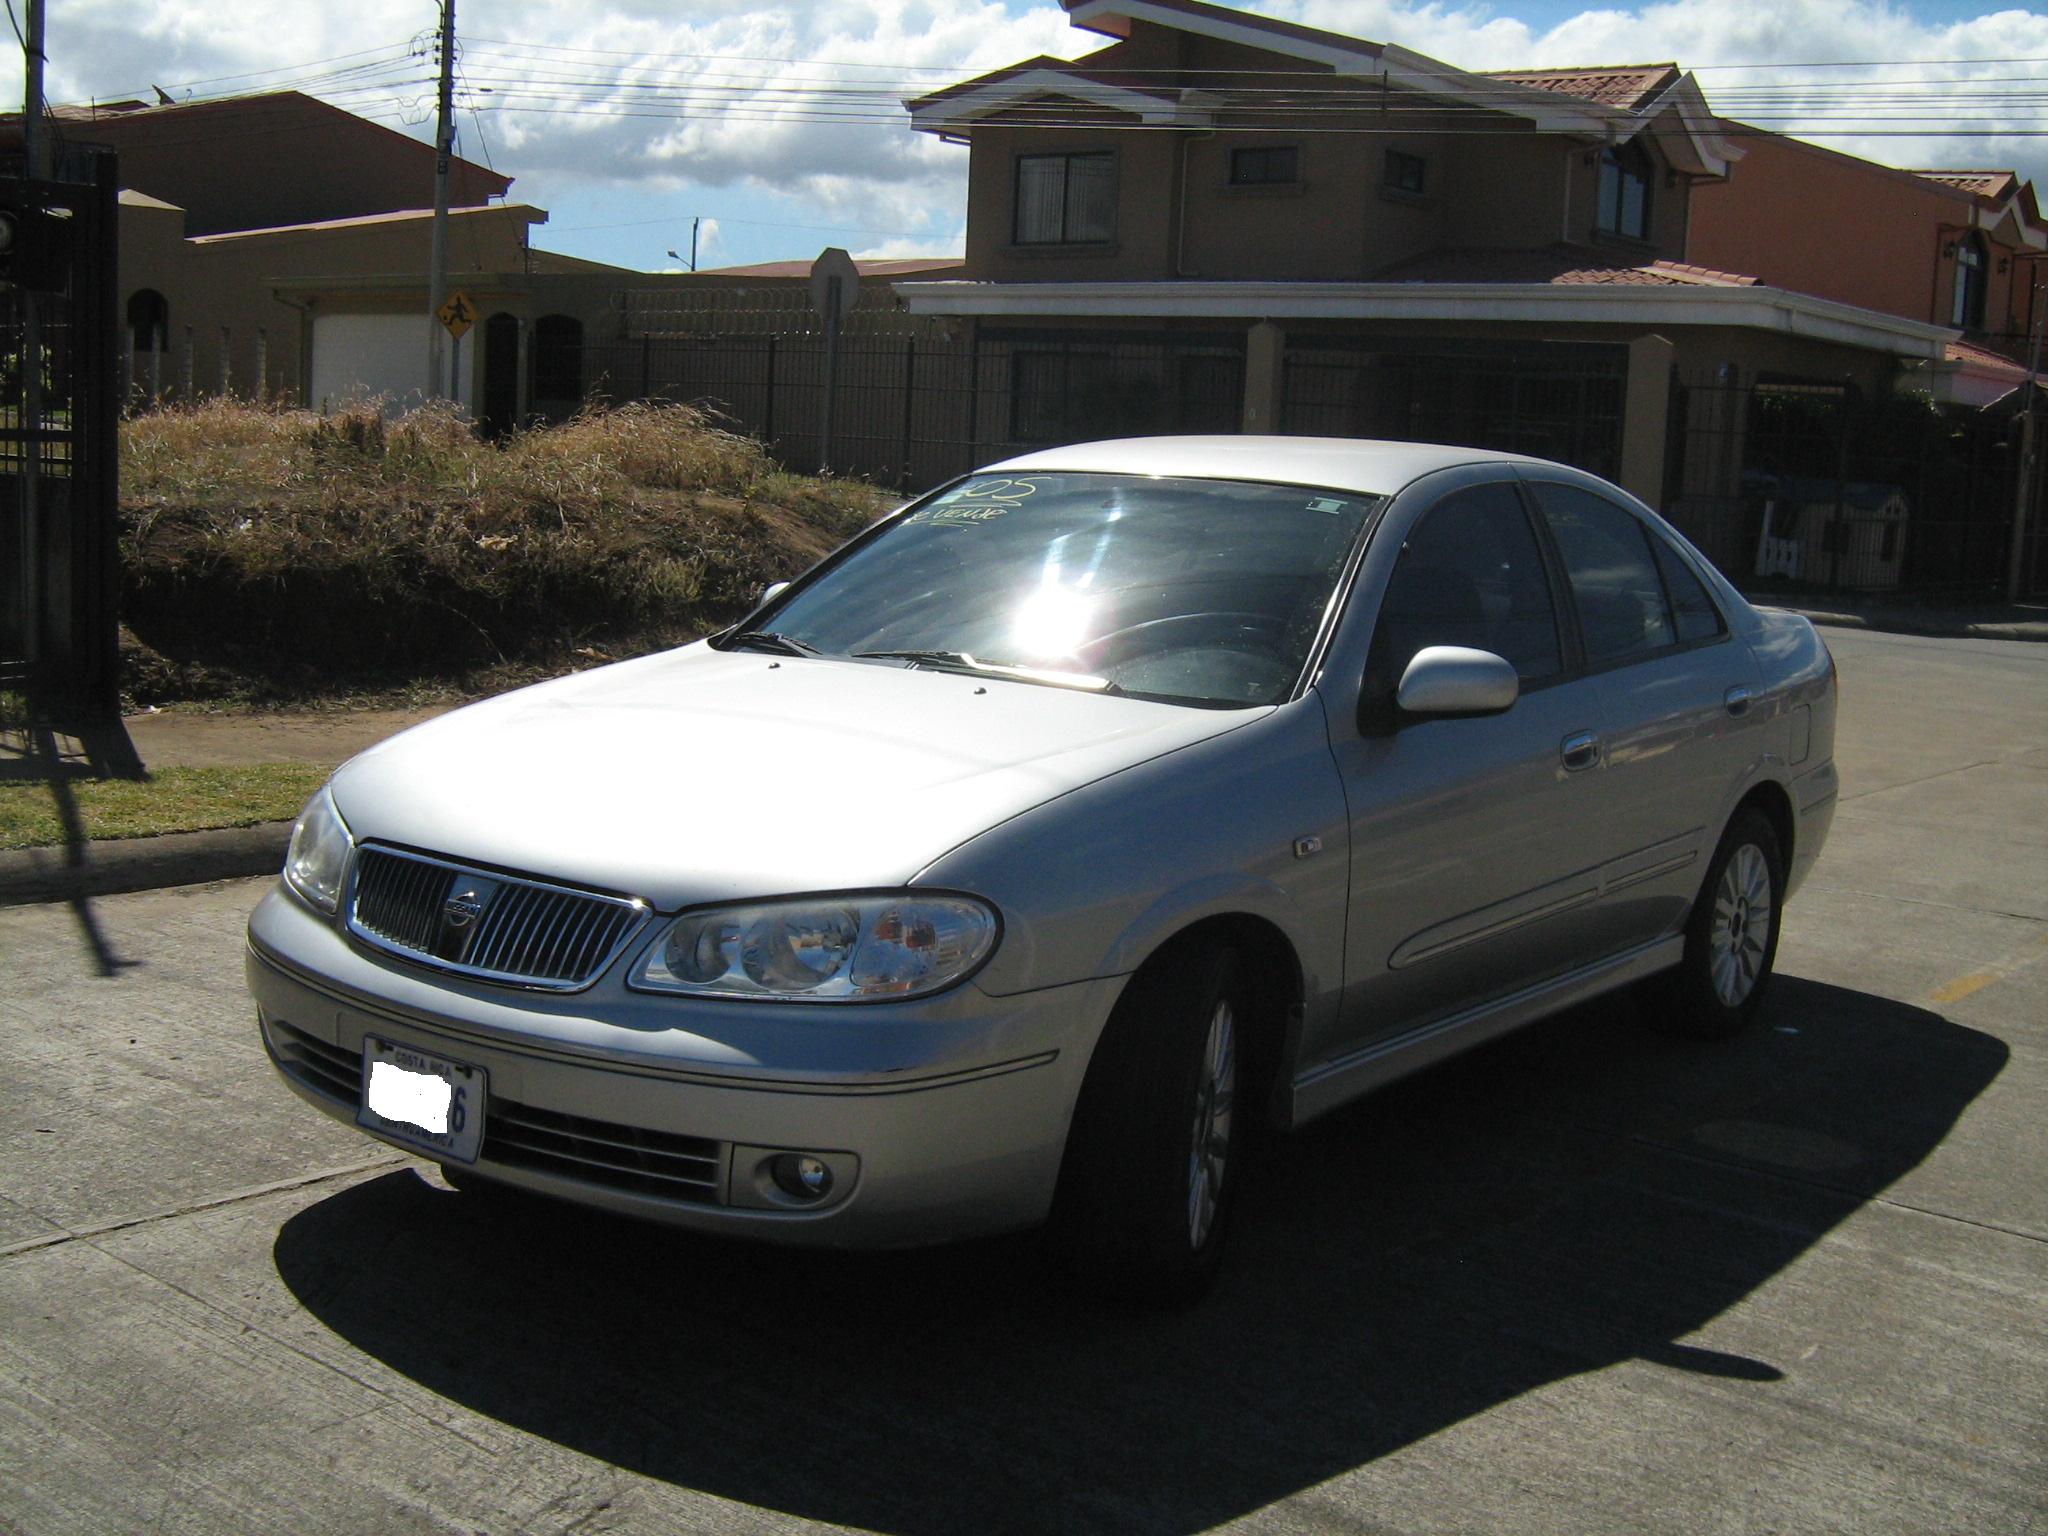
[
  {"x1": 1952, "y1": 232, "x2": 1988, "y2": 331},
  {"x1": 1229, "y1": 145, "x2": 1299, "y2": 186},
  {"x1": 127, "y1": 289, "x2": 169, "y2": 351},
  {"x1": 1383, "y1": 150, "x2": 1427, "y2": 196},
  {"x1": 1597, "y1": 142, "x2": 1653, "y2": 241},
  {"x1": 1014, "y1": 152, "x2": 1115, "y2": 245},
  {"x1": 531, "y1": 314, "x2": 584, "y2": 401}
]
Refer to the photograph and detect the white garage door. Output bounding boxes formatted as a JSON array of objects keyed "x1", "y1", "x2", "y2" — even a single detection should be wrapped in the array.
[{"x1": 309, "y1": 311, "x2": 477, "y2": 415}]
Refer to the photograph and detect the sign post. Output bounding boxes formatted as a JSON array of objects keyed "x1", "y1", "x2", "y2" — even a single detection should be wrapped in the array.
[
  {"x1": 437, "y1": 291, "x2": 476, "y2": 407},
  {"x1": 808, "y1": 248, "x2": 858, "y2": 474}
]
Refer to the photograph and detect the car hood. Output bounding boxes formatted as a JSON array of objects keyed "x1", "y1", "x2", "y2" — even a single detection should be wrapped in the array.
[{"x1": 330, "y1": 643, "x2": 1263, "y2": 910}]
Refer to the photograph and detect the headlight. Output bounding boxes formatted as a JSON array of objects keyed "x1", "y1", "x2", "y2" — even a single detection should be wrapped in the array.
[
  {"x1": 632, "y1": 892, "x2": 999, "y2": 1002},
  {"x1": 283, "y1": 786, "x2": 353, "y2": 914}
]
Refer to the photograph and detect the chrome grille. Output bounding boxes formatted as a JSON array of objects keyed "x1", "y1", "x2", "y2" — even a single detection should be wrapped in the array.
[{"x1": 347, "y1": 846, "x2": 648, "y2": 990}]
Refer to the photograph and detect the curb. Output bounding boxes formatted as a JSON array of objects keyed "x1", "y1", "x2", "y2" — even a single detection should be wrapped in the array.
[
  {"x1": 0, "y1": 821, "x2": 291, "y2": 908},
  {"x1": 1749, "y1": 604, "x2": 2048, "y2": 645}
]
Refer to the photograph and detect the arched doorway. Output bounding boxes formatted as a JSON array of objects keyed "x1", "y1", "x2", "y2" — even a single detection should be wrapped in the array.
[{"x1": 481, "y1": 312, "x2": 520, "y2": 437}]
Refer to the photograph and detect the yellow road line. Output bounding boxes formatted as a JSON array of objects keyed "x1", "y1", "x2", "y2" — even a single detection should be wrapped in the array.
[{"x1": 1929, "y1": 972, "x2": 1999, "y2": 1005}]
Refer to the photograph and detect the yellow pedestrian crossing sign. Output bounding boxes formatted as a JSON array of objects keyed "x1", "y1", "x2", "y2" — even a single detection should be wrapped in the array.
[{"x1": 437, "y1": 291, "x2": 477, "y2": 340}]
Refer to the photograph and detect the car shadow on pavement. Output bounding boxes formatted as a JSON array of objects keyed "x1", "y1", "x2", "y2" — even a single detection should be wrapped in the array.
[{"x1": 275, "y1": 976, "x2": 2004, "y2": 1535}]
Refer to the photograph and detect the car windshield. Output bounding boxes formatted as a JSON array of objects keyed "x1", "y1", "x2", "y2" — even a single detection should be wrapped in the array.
[{"x1": 730, "y1": 472, "x2": 1385, "y2": 708}]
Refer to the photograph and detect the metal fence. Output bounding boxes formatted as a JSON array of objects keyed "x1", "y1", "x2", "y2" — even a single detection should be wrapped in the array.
[
  {"x1": 1281, "y1": 339, "x2": 1628, "y2": 481},
  {"x1": 1, "y1": 149, "x2": 123, "y2": 711},
  {"x1": 587, "y1": 298, "x2": 1248, "y2": 492},
  {"x1": 1662, "y1": 376, "x2": 2043, "y2": 598}
]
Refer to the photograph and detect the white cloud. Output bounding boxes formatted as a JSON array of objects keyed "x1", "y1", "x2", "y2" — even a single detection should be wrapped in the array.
[
  {"x1": 852, "y1": 226, "x2": 970, "y2": 260},
  {"x1": 24, "y1": 0, "x2": 2048, "y2": 243},
  {"x1": 1261, "y1": 0, "x2": 2048, "y2": 181}
]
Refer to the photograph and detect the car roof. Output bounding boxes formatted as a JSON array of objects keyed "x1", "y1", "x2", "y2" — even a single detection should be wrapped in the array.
[{"x1": 981, "y1": 436, "x2": 1554, "y2": 497}]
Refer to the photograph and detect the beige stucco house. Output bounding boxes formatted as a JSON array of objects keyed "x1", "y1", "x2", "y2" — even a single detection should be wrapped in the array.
[{"x1": 896, "y1": 0, "x2": 1963, "y2": 510}]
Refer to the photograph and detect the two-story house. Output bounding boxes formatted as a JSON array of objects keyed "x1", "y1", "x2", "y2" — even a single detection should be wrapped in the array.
[
  {"x1": 898, "y1": 0, "x2": 1958, "y2": 512},
  {"x1": 1689, "y1": 133, "x2": 2046, "y2": 406}
]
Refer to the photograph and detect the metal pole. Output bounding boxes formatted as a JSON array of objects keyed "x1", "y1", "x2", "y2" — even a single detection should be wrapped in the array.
[
  {"x1": 899, "y1": 337, "x2": 916, "y2": 486},
  {"x1": 2008, "y1": 290, "x2": 2044, "y2": 602},
  {"x1": 426, "y1": 0, "x2": 456, "y2": 399},
  {"x1": 818, "y1": 284, "x2": 840, "y2": 475},
  {"x1": 690, "y1": 216, "x2": 700, "y2": 273},
  {"x1": 17, "y1": 0, "x2": 47, "y2": 668}
]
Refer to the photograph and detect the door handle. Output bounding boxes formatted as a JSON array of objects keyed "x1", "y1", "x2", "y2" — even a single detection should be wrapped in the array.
[
  {"x1": 1561, "y1": 731, "x2": 1601, "y2": 772},
  {"x1": 1724, "y1": 686, "x2": 1752, "y2": 718}
]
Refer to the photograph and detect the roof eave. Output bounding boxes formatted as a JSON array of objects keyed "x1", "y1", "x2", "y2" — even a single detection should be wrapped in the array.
[{"x1": 894, "y1": 278, "x2": 1956, "y2": 359}]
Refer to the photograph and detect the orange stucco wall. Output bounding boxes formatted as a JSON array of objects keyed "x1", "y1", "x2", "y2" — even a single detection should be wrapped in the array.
[{"x1": 1689, "y1": 130, "x2": 2025, "y2": 334}]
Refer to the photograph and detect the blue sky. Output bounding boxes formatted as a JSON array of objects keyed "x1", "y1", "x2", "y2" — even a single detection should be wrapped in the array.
[{"x1": 22, "y1": 0, "x2": 2048, "y2": 270}]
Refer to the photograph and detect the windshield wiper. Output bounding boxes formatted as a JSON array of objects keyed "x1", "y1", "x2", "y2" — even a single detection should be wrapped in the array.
[
  {"x1": 725, "y1": 630, "x2": 825, "y2": 657},
  {"x1": 854, "y1": 650, "x2": 1121, "y2": 694}
]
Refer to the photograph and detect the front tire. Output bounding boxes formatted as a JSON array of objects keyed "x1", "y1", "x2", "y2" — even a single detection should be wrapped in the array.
[
  {"x1": 1653, "y1": 807, "x2": 1785, "y2": 1039},
  {"x1": 1051, "y1": 947, "x2": 1247, "y2": 1305}
]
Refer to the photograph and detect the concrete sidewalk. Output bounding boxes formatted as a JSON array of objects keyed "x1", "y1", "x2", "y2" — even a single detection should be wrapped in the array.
[{"x1": 1742, "y1": 591, "x2": 2048, "y2": 644}]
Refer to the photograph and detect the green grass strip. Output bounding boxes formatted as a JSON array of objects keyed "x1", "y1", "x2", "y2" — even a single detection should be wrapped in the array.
[{"x1": 0, "y1": 763, "x2": 332, "y2": 850}]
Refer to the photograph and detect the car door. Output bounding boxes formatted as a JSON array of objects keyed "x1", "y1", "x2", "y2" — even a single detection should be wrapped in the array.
[
  {"x1": 1520, "y1": 476, "x2": 1769, "y2": 950},
  {"x1": 1319, "y1": 476, "x2": 1632, "y2": 1062}
]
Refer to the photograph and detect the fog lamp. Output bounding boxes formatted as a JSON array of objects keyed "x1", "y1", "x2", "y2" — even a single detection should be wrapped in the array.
[{"x1": 772, "y1": 1154, "x2": 834, "y2": 1201}]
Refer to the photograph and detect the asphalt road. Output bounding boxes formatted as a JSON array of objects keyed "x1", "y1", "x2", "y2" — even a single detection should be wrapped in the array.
[{"x1": 1, "y1": 626, "x2": 2043, "y2": 1535}]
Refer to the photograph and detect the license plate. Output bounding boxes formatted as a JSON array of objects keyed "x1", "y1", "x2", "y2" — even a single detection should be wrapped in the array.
[{"x1": 358, "y1": 1035, "x2": 487, "y2": 1164}]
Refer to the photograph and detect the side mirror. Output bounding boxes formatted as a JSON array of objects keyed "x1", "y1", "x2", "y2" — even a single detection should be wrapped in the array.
[
  {"x1": 1396, "y1": 646, "x2": 1519, "y2": 717},
  {"x1": 759, "y1": 581, "x2": 790, "y2": 606}
]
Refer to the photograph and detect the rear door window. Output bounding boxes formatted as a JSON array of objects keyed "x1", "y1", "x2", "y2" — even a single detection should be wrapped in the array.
[
  {"x1": 1529, "y1": 483, "x2": 1676, "y2": 666},
  {"x1": 1649, "y1": 535, "x2": 1727, "y2": 644}
]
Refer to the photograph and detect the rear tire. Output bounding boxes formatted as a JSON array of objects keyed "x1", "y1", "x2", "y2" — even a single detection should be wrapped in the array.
[
  {"x1": 1651, "y1": 807, "x2": 1784, "y2": 1039},
  {"x1": 1051, "y1": 946, "x2": 1248, "y2": 1306}
]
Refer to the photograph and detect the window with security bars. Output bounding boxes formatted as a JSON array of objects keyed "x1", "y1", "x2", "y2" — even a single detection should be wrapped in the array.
[
  {"x1": 1229, "y1": 146, "x2": 1299, "y2": 186},
  {"x1": 1014, "y1": 152, "x2": 1116, "y2": 245},
  {"x1": 1383, "y1": 150, "x2": 1427, "y2": 196}
]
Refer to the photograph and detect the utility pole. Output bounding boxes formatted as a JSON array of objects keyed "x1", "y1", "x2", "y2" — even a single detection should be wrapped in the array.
[
  {"x1": 22, "y1": 0, "x2": 44, "y2": 178},
  {"x1": 2008, "y1": 283, "x2": 2044, "y2": 603},
  {"x1": 425, "y1": 0, "x2": 455, "y2": 400},
  {"x1": 690, "y1": 215, "x2": 700, "y2": 273}
]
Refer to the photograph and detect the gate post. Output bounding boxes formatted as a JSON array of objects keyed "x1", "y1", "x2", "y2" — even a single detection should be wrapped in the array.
[
  {"x1": 1241, "y1": 321, "x2": 1284, "y2": 433},
  {"x1": 1621, "y1": 334, "x2": 1675, "y2": 507}
]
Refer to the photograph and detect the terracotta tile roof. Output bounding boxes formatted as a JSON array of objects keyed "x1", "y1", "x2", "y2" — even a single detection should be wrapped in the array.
[
  {"x1": 1372, "y1": 245, "x2": 1759, "y2": 287},
  {"x1": 1912, "y1": 170, "x2": 2018, "y2": 200},
  {"x1": 1484, "y1": 64, "x2": 1680, "y2": 110},
  {"x1": 691, "y1": 258, "x2": 964, "y2": 279},
  {"x1": 1946, "y1": 338, "x2": 2034, "y2": 377},
  {"x1": 186, "y1": 204, "x2": 538, "y2": 243}
]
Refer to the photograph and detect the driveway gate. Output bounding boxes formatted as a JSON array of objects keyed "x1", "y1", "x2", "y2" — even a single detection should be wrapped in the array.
[{"x1": 0, "y1": 148, "x2": 121, "y2": 713}]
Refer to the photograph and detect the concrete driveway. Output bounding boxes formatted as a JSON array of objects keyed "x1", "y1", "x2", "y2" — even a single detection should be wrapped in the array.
[{"x1": 2, "y1": 626, "x2": 2042, "y2": 1534}]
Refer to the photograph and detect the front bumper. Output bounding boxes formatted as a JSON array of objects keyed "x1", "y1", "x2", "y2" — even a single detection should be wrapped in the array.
[{"x1": 247, "y1": 885, "x2": 1120, "y2": 1247}]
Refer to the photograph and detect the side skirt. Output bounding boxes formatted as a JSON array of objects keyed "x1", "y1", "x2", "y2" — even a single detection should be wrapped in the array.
[{"x1": 1288, "y1": 935, "x2": 1685, "y2": 1128}]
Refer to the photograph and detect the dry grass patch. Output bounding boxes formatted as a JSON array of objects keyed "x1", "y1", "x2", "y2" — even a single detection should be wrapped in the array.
[{"x1": 119, "y1": 400, "x2": 888, "y2": 703}]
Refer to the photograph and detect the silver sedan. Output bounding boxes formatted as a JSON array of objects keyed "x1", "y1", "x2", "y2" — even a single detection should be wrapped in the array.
[{"x1": 247, "y1": 436, "x2": 1838, "y2": 1302}]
